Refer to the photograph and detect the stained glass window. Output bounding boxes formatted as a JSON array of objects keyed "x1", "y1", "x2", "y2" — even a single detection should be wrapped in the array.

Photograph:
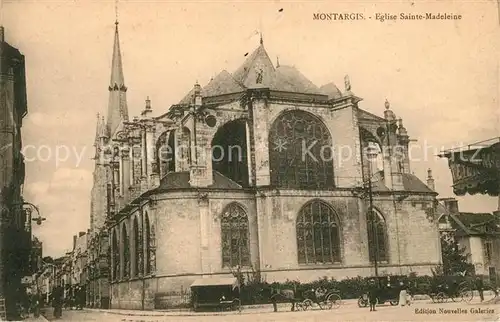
[
  {"x1": 132, "y1": 217, "x2": 141, "y2": 277},
  {"x1": 367, "y1": 210, "x2": 388, "y2": 262},
  {"x1": 122, "y1": 224, "x2": 130, "y2": 278},
  {"x1": 296, "y1": 200, "x2": 341, "y2": 264},
  {"x1": 112, "y1": 231, "x2": 119, "y2": 280},
  {"x1": 221, "y1": 203, "x2": 250, "y2": 268},
  {"x1": 144, "y1": 213, "x2": 151, "y2": 275},
  {"x1": 269, "y1": 110, "x2": 334, "y2": 189}
]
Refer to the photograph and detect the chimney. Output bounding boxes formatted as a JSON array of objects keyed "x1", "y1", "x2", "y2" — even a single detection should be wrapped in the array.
[
  {"x1": 72, "y1": 235, "x2": 77, "y2": 250},
  {"x1": 426, "y1": 168, "x2": 435, "y2": 191},
  {"x1": 79, "y1": 231, "x2": 85, "y2": 237},
  {"x1": 443, "y1": 198, "x2": 459, "y2": 214},
  {"x1": 0, "y1": 26, "x2": 4, "y2": 43}
]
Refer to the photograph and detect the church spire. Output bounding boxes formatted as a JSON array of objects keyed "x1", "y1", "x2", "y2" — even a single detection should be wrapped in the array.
[
  {"x1": 109, "y1": 21, "x2": 125, "y2": 89},
  {"x1": 106, "y1": 19, "x2": 129, "y2": 136}
]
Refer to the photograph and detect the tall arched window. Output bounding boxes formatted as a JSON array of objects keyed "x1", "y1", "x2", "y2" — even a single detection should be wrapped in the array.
[
  {"x1": 144, "y1": 213, "x2": 151, "y2": 275},
  {"x1": 296, "y1": 200, "x2": 341, "y2": 264},
  {"x1": 367, "y1": 210, "x2": 388, "y2": 262},
  {"x1": 269, "y1": 110, "x2": 334, "y2": 189},
  {"x1": 132, "y1": 217, "x2": 140, "y2": 277},
  {"x1": 221, "y1": 203, "x2": 250, "y2": 268},
  {"x1": 121, "y1": 224, "x2": 130, "y2": 278},
  {"x1": 157, "y1": 130, "x2": 176, "y2": 178},
  {"x1": 112, "y1": 231, "x2": 119, "y2": 281}
]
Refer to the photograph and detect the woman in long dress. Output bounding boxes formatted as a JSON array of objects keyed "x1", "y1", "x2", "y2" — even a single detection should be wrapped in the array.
[{"x1": 398, "y1": 282, "x2": 408, "y2": 307}]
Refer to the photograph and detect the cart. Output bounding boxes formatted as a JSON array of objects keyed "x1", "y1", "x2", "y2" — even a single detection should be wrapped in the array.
[
  {"x1": 427, "y1": 275, "x2": 473, "y2": 303},
  {"x1": 190, "y1": 277, "x2": 241, "y2": 312},
  {"x1": 297, "y1": 288, "x2": 342, "y2": 310}
]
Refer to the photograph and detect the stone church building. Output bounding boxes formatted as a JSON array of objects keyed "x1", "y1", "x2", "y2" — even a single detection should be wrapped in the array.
[{"x1": 87, "y1": 23, "x2": 442, "y2": 309}]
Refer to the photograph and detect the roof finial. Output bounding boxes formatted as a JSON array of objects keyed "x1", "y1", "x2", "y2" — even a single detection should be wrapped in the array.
[
  {"x1": 344, "y1": 75, "x2": 351, "y2": 92},
  {"x1": 260, "y1": 32, "x2": 263, "y2": 45},
  {"x1": 276, "y1": 56, "x2": 280, "y2": 68},
  {"x1": 385, "y1": 99, "x2": 390, "y2": 110}
]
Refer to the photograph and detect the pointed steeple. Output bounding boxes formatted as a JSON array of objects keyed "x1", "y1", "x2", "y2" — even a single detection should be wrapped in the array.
[
  {"x1": 110, "y1": 21, "x2": 125, "y2": 89},
  {"x1": 106, "y1": 21, "x2": 129, "y2": 136}
]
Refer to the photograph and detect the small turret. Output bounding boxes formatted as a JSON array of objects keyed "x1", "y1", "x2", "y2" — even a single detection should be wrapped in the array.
[
  {"x1": 141, "y1": 96, "x2": 152, "y2": 118},
  {"x1": 384, "y1": 99, "x2": 396, "y2": 123},
  {"x1": 427, "y1": 168, "x2": 435, "y2": 191},
  {"x1": 398, "y1": 118, "x2": 408, "y2": 137},
  {"x1": 193, "y1": 82, "x2": 202, "y2": 107}
]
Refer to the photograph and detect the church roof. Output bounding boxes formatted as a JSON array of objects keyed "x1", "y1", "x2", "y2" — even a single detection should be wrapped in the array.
[
  {"x1": 271, "y1": 65, "x2": 321, "y2": 94},
  {"x1": 319, "y1": 82, "x2": 343, "y2": 100},
  {"x1": 371, "y1": 172, "x2": 435, "y2": 194},
  {"x1": 176, "y1": 41, "x2": 340, "y2": 104},
  {"x1": 232, "y1": 43, "x2": 276, "y2": 88}
]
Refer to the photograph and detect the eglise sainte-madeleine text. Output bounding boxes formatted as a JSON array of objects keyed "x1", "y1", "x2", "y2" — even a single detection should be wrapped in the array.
[{"x1": 312, "y1": 13, "x2": 462, "y2": 21}]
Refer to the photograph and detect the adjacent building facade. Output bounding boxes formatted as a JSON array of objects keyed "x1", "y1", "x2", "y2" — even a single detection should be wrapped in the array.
[
  {"x1": 86, "y1": 24, "x2": 442, "y2": 310},
  {"x1": 437, "y1": 197, "x2": 500, "y2": 280},
  {"x1": 0, "y1": 26, "x2": 30, "y2": 319}
]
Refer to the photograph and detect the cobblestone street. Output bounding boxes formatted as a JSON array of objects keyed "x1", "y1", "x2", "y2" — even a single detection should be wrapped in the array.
[{"x1": 39, "y1": 299, "x2": 500, "y2": 321}]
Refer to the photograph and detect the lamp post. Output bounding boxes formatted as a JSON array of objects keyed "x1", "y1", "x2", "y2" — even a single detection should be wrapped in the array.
[{"x1": 366, "y1": 145, "x2": 379, "y2": 277}]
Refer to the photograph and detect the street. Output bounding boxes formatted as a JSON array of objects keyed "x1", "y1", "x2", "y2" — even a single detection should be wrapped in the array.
[{"x1": 40, "y1": 298, "x2": 500, "y2": 321}]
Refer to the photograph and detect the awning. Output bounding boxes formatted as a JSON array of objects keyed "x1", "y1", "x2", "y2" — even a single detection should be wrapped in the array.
[{"x1": 190, "y1": 277, "x2": 239, "y2": 289}]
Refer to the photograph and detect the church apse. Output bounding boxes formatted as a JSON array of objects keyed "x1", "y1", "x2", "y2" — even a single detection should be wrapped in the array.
[{"x1": 211, "y1": 118, "x2": 249, "y2": 187}]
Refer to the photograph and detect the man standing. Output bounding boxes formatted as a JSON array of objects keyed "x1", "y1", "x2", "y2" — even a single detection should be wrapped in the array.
[
  {"x1": 368, "y1": 279, "x2": 378, "y2": 312},
  {"x1": 51, "y1": 285, "x2": 64, "y2": 319},
  {"x1": 475, "y1": 277, "x2": 484, "y2": 302}
]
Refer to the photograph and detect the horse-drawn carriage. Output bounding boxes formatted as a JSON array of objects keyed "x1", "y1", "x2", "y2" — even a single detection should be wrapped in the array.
[
  {"x1": 190, "y1": 277, "x2": 241, "y2": 312},
  {"x1": 424, "y1": 275, "x2": 473, "y2": 303},
  {"x1": 357, "y1": 275, "x2": 407, "y2": 307},
  {"x1": 259, "y1": 283, "x2": 342, "y2": 312},
  {"x1": 296, "y1": 287, "x2": 342, "y2": 311}
]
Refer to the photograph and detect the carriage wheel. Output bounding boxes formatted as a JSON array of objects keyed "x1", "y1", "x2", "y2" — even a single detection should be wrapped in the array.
[
  {"x1": 325, "y1": 294, "x2": 341, "y2": 309},
  {"x1": 435, "y1": 292, "x2": 446, "y2": 303},
  {"x1": 302, "y1": 299, "x2": 314, "y2": 310},
  {"x1": 389, "y1": 300, "x2": 399, "y2": 306},
  {"x1": 450, "y1": 293, "x2": 460, "y2": 302},
  {"x1": 460, "y1": 289, "x2": 473, "y2": 303}
]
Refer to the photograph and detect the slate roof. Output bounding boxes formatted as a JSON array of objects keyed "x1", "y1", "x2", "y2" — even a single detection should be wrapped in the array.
[
  {"x1": 370, "y1": 171, "x2": 435, "y2": 194},
  {"x1": 176, "y1": 42, "x2": 342, "y2": 104},
  {"x1": 436, "y1": 202, "x2": 500, "y2": 236},
  {"x1": 319, "y1": 82, "x2": 343, "y2": 100},
  {"x1": 158, "y1": 171, "x2": 242, "y2": 190}
]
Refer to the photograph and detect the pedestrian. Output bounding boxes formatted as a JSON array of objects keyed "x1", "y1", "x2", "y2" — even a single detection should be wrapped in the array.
[
  {"x1": 51, "y1": 285, "x2": 64, "y2": 319},
  {"x1": 475, "y1": 277, "x2": 484, "y2": 302},
  {"x1": 491, "y1": 279, "x2": 499, "y2": 298},
  {"x1": 398, "y1": 282, "x2": 409, "y2": 307},
  {"x1": 368, "y1": 279, "x2": 378, "y2": 312}
]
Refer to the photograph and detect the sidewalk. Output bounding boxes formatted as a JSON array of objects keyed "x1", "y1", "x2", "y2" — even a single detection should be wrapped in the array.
[
  {"x1": 23, "y1": 315, "x2": 48, "y2": 322},
  {"x1": 86, "y1": 303, "x2": 291, "y2": 317},
  {"x1": 86, "y1": 299, "x2": 361, "y2": 317}
]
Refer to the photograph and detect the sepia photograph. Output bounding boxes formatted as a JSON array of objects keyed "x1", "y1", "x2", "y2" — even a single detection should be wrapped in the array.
[{"x1": 0, "y1": 0, "x2": 499, "y2": 321}]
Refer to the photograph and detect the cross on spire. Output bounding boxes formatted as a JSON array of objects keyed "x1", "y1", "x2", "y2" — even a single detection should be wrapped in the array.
[{"x1": 115, "y1": 0, "x2": 119, "y2": 24}]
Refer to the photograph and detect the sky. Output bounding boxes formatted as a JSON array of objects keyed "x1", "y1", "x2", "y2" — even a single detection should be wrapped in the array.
[{"x1": 2, "y1": 0, "x2": 499, "y2": 257}]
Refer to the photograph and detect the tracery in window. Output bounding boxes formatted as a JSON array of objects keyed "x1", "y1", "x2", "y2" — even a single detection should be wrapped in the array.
[
  {"x1": 269, "y1": 110, "x2": 334, "y2": 189},
  {"x1": 221, "y1": 203, "x2": 250, "y2": 268},
  {"x1": 144, "y1": 213, "x2": 151, "y2": 275},
  {"x1": 296, "y1": 200, "x2": 341, "y2": 264},
  {"x1": 367, "y1": 209, "x2": 388, "y2": 262},
  {"x1": 121, "y1": 224, "x2": 130, "y2": 278},
  {"x1": 112, "y1": 231, "x2": 119, "y2": 280}
]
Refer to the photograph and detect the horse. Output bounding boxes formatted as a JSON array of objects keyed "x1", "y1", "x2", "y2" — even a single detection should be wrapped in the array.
[{"x1": 258, "y1": 282, "x2": 297, "y2": 312}]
